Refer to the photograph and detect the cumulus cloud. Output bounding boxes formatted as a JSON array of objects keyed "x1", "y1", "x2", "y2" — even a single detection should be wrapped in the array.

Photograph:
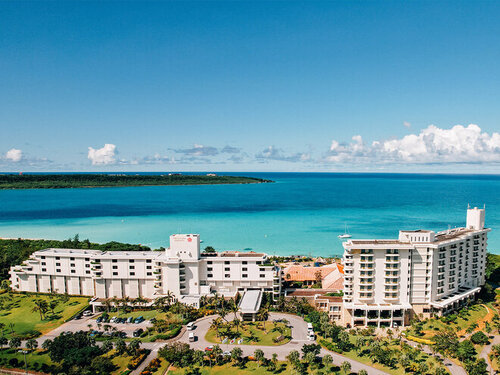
[
  {"x1": 404, "y1": 121, "x2": 411, "y2": 129},
  {"x1": 5, "y1": 148, "x2": 23, "y2": 162},
  {"x1": 326, "y1": 124, "x2": 500, "y2": 164},
  {"x1": 87, "y1": 144, "x2": 117, "y2": 165},
  {"x1": 256, "y1": 146, "x2": 311, "y2": 163},
  {"x1": 174, "y1": 144, "x2": 218, "y2": 157}
]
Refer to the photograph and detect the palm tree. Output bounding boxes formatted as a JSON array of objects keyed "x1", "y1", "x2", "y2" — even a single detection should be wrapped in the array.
[
  {"x1": 340, "y1": 361, "x2": 351, "y2": 375},
  {"x1": 233, "y1": 318, "x2": 241, "y2": 332},
  {"x1": 230, "y1": 297, "x2": 239, "y2": 320},
  {"x1": 26, "y1": 338, "x2": 38, "y2": 351},
  {"x1": 32, "y1": 299, "x2": 49, "y2": 320},
  {"x1": 103, "y1": 298, "x2": 112, "y2": 313},
  {"x1": 210, "y1": 318, "x2": 223, "y2": 338}
]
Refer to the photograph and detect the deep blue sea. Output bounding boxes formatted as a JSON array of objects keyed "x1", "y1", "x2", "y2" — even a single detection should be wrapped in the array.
[{"x1": 0, "y1": 173, "x2": 498, "y2": 256}]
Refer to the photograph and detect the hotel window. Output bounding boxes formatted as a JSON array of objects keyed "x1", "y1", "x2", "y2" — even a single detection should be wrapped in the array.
[
  {"x1": 70, "y1": 257, "x2": 75, "y2": 261},
  {"x1": 207, "y1": 274, "x2": 213, "y2": 278},
  {"x1": 86, "y1": 270, "x2": 90, "y2": 274},
  {"x1": 56, "y1": 269, "x2": 61, "y2": 273},
  {"x1": 224, "y1": 261, "x2": 230, "y2": 265},
  {"x1": 71, "y1": 270, "x2": 75, "y2": 274},
  {"x1": 207, "y1": 261, "x2": 213, "y2": 264},
  {"x1": 41, "y1": 256, "x2": 45, "y2": 259},
  {"x1": 242, "y1": 274, "x2": 248, "y2": 278},
  {"x1": 259, "y1": 268, "x2": 265, "y2": 272},
  {"x1": 207, "y1": 267, "x2": 213, "y2": 271},
  {"x1": 85, "y1": 264, "x2": 90, "y2": 268},
  {"x1": 55, "y1": 257, "x2": 60, "y2": 260},
  {"x1": 56, "y1": 263, "x2": 61, "y2": 267},
  {"x1": 146, "y1": 266, "x2": 152, "y2": 270},
  {"x1": 224, "y1": 267, "x2": 230, "y2": 271},
  {"x1": 242, "y1": 261, "x2": 247, "y2": 264},
  {"x1": 147, "y1": 272, "x2": 152, "y2": 276},
  {"x1": 130, "y1": 272, "x2": 135, "y2": 276},
  {"x1": 259, "y1": 274, "x2": 265, "y2": 278},
  {"x1": 242, "y1": 267, "x2": 248, "y2": 271},
  {"x1": 146, "y1": 259, "x2": 152, "y2": 263},
  {"x1": 112, "y1": 259, "x2": 117, "y2": 263},
  {"x1": 113, "y1": 272, "x2": 118, "y2": 276},
  {"x1": 70, "y1": 263, "x2": 75, "y2": 267},
  {"x1": 129, "y1": 265, "x2": 135, "y2": 269},
  {"x1": 42, "y1": 268, "x2": 46, "y2": 272},
  {"x1": 129, "y1": 259, "x2": 134, "y2": 263},
  {"x1": 225, "y1": 274, "x2": 230, "y2": 278},
  {"x1": 41, "y1": 262, "x2": 46, "y2": 266},
  {"x1": 85, "y1": 258, "x2": 89, "y2": 261},
  {"x1": 256, "y1": 261, "x2": 262, "y2": 265},
  {"x1": 112, "y1": 266, "x2": 118, "y2": 270}
]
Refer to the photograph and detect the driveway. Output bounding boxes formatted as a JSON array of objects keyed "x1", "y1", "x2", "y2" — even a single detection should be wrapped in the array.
[{"x1": 177, "y1": 312, "x2": 390, "y2": 375}]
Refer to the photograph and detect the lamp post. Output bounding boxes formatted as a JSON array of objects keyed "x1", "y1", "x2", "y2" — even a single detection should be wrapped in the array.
[{"x1": 18, "y1": 349, "x2": 28, "y2": 374}]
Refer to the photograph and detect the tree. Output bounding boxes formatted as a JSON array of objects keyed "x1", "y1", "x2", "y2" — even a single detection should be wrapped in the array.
[
  {"x1": 49, "y1": 299, "x2": 59, "y2": 315},
  {"x1": 470, "y1": 331, "x2": 489, "y2": 345},
  {"x1": 301, "y1": 343, "x2": 321, "y2": 358},
  {"x1": 340, "y1": 361, "x2": 351, "y2": 375},
  {"x1": 91, "y1": 356, "x2": 116, "y2": 375},
  {"x1": 45, "y1": 331, "x2": 102, "y2": 370},
  {"x1": 0, "y1": 336, "x2": 8, "y2": 349},
  {"x1": 465, "y1": 358, "x2": 488, "y2": 375},
  {"x1": 32, "y1": 299, "x2": 49, "y2": 320},
  {"x1": 26, "y1": 338, "x2": 38, "y2": 351},
  {"x1": 102, "y1": 340, "x2": 113, "y2": 353},
  {"x1": 231, "y1": 347, "x2": 243, "y2": 364},
  {"x1": 322, "y1": 354, "x2": 333, "y2": 369},
  {"x1": 254, "y1": 349, "x2": 265, "y2": 367},
  {"x1": 115, "y1": 338, "x2": 127, "y2": 356},
  {"x1": 204, "y1": 246, "x2": 216, "y2": 253},
  {"x1": 193, "y1": 350, "x2": 205, "y2": 366},
  {"x1": 358, "y1": 370, "x2": 368, "y2": 375},
  {"x1": 127, "y1": 339, "x2": 141, "y2": 356},
  {"x1": 433, "y1": 329, "x2": 459, "y2": 356},
  {"x1": 9, "y1": 337, "x2": 21, "y2": 349},
  {"x1": 158, "y1": 342, "x2": 194, "y2": 367},
  {"x1": 457, "y1": 340, "x2": 477, "y2": 363}
]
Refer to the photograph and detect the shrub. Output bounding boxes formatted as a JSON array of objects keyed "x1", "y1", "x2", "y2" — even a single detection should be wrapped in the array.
[
  {"x1": 127, "y1": 350, "x2": 149, "y2": 370},
  {"x1": 8, "y1": 358, "x2": 19, "y2": 368},
  {"x1": 406, "y1": 335, "x2": 435, "y2": 345},
  {"x1": 15, "y1": 330, "x2": 42, "y2": 340},
  {"x1": 470, "y1": 331, "x2": 489, "y2": 345}
]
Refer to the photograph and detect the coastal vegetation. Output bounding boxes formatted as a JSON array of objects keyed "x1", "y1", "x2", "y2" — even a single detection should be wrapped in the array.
[{"x1": 0, "y1": 173, "x2": 272, "y2": 189}]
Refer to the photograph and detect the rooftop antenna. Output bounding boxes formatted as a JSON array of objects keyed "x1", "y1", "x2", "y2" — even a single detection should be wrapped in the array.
[{"x1": 467, "y1": 203, "x2": 470, "y2": 209}]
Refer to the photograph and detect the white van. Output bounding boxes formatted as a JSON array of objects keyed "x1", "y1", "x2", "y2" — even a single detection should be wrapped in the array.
[
  {"x1": 189, "y1": 332, "x2": 195, "y2": 342},
  {"x1": 307, "y1": 323, "x2": 313, "y2": 331},
  {"x1": 187, "y1": 322, "x2": 195, "y2": 331},
  {"x1": 308, "y1": 332, "x2": 315, "y2": 341}
]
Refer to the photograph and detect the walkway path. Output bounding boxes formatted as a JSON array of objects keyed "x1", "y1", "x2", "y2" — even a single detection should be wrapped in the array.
[
  {"x1": 403, "y1": 339, "x2": 466, "y2": 375},
  {"x1": 479, "y1": 334, "x2": 500, "y2": 375}
]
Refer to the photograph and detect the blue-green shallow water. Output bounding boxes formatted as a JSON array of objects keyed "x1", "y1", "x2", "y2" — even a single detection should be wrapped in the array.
[{"x1": 0, "y1": 173, "x2": 498, "y2": 256}]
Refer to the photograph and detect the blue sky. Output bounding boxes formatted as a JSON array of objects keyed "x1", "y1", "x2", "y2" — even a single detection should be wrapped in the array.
[{"x1": 1, "y1": 1, "x2": 500, "y2": 172}]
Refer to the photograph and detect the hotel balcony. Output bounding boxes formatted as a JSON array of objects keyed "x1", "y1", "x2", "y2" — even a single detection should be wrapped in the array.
[
  {"x1": 90, "y1": 260, "x2": 100, "y2": 265},
  {"x1": 27, "y1": 258, "x2": 40, "y2": 264},
  {"x1": 385, "y1": 258, "x2": 399, "y2": 264},
  {"x1": 358, "y1": 295, "x2": 374, "y2": 301},
  {"x1": 383, "y1": 295, "x2": 399, "y2": 301},
  {"x1": 384, "y1": 280, "x2": 398, "y2": 285},
  {"x1": 360, "y1": 258, "x2": 374, "y2": 264}
]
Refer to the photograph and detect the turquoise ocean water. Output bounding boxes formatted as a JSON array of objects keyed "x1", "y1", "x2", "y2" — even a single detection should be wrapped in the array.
[{"x1": 0, "y1": 173, "x2": 498, "y2": 256}]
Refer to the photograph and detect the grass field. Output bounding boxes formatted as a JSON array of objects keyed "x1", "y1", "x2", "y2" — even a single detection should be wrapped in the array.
[
  {"x1": 407, "y1": 304, "x2": 489, "y2": 339},
  {"x1": 205, "y1": 321, "x2": 291, "y2": 346},
  {"x1": 105, "y1": 350, "x2": 133, "y2": 375},
  {"x1": 0, "y1": 292, "x2": 88, "y2": 339},
  {"x1": 168, "y1": 361, "x2": 321, "y2": 375},
  {"x1": 0, "y1": 348, "x2": 54, "y2": 371}
]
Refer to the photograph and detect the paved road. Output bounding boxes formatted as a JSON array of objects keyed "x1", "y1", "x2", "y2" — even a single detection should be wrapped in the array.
[
  {"x1": 403, "y1": 339, "x2": 467, "y2": 375},
  {"x1": 31, "y1": 312, "x2": 390, "y2": 374},
  {"x1": 479, "y1": 334, "x2": 500, "y2": 375},
  {"x1": 176, "y1": 313, "x2": 390, "y2": 375}
]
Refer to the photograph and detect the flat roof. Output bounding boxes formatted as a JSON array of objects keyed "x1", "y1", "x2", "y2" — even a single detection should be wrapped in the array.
[{"x1": 239, "y1": 290, "x2": 262, "y2": 314}]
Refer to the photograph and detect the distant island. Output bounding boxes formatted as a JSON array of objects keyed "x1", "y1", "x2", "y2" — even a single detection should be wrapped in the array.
[{"x1": 0, "y1": 174, "x2": 273, "y2": 189}]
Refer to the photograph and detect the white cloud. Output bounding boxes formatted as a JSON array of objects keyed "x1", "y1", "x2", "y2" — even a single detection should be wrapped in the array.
[
  {"x1": 5, "y1": 148, "x2": 23, "y2": 162},
  {"x1": 404, "y1": 121, "x2": 411, "y2": 129},
  {"x1": 174, "y1": 144, "x2": 218, "y2": 156},
  {"x1": 256, "y1": 146, "x2": 311, "y2": 163},
  {"x1": 87, "y1": 144, "x2": 117, "y2": 165},
  {"x1": 326, "y1": 124, "x2": 500, "y2": 164}
]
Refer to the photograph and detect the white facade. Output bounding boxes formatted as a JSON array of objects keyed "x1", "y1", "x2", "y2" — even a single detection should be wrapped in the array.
[
  {"x1": 342, "y1": 208, "x2": 489, "y2": 328},
  {"x1": 10, "y1": 234, "x2": 281, "y2": 305}
]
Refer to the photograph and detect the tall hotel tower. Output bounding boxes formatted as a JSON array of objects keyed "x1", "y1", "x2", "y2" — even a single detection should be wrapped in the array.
[{"x1": 342, "y1": 207, "x2": 489, "y2": 328}]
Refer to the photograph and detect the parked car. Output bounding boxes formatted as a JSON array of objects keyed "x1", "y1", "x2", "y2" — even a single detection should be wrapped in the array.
[
  {"x1": 133, "y1": 328, "x2": 144, "y2": 337},
  {"x1": 204, "y1": 346, "x2": 213, "y2": 352},
  {"x1": 134, "y1": 316, "x2": 144, "y2": 324},
  {"x1": 74, "y1": 314, "x2": 82, "y2": 320},
  {"x1": 222, "y1": 351, "x2": 231, "y2": 357},
  {"x1": 96, "y1": 316, "x2": 103, "y2": 323},
  {"x1": 83, "y1": 310, "x2": 92, "y2": 317},
  {"x1": 189, "y1": 332, "x2": 195, "y2": 342},
  {"x1": 127, "y1": 317, "x2": 134, "y2": 324},
  {"x1": 109, "y1": 317, "x2": 117, "y2": 323},
  {"x1": 187, "y1": 322, "x2": 195, "y2": 331}
]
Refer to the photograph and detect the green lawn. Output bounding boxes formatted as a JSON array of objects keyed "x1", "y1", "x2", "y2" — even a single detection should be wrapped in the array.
[
  {"x1": 0, "y1": 292, "x2": 88, "y2": 339},
  {"x1": 407, "y1": 304, "x2": 489, "y2": 339},
  {"x1": 205, "y1": 321, "x2": 291, "y2": 346},
  {"x1": 0, "y1": 348, "x2": 55, "y2": 372},
  {"x1": 101, "y1": 309, "x2": 182, "y2": 322},
  {"x1": 106, "y1": 350, "x2": 133, "y2": 375},
  {"x1": 151, "y1": 358, "x2": 170, "y2": 375},
  {"x1": 169, "y1": 361, "x2": 316, "y2": 375}
]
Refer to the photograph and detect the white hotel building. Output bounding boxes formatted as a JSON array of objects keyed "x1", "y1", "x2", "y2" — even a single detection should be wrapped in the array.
[
  {"x1": 10, "y1": 234, "x2": 281, "y2": 307},
  {"x1": 342, "y1": 207, "x2": 489, "y2": 328}
]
